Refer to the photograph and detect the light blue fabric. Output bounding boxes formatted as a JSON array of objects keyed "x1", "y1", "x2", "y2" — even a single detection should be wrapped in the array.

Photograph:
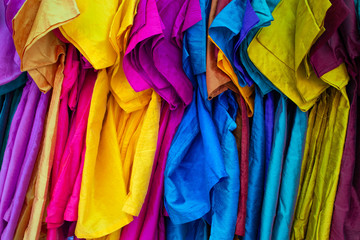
[
  {"x1": 208, "y1": 0, "x2": 249, "y2": 87},
  {"x1": 272, "y1": 106, "x2": 307, "y2": 239},
  {"x1": 205, "y1": 90, "x2": 240, "y2": 240},
  {"x1": 236, "y1": 0, "x2": 280, "y2": 95},
  {"x1": 259, "y1": 97, "x2": 308, "y2": 240},
  {"x1": 244, "y1": 87, "x2": 265, "y2": 240},
  {"x1": 165, "y1": 0, "x2": 240, "y2": 238},
  {"x1": 259, "y1": 95, "x2": 288, "y2": 239}
]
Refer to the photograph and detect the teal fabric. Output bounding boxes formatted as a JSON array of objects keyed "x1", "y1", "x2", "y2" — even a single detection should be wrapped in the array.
[
  {"x1": 259, "y1": 95, "x2": 288, "y2": 239},
  {"x1": 272, "y1": 105, "x2": 307, "y2": 239},
  {"x1": 0, "y1": 73, "x2": 26, "y2": 167},
  {"x1": 259, "y1": 96, "x2": 308, "y2": 239}
]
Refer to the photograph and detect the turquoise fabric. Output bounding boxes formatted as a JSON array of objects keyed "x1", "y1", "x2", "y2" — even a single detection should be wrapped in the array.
[
  {"x1": 272, "y1": 105, "x2": 307, "y2": 239},
  {"x1": 259, "y1": 95, "x2": 288, "y2": 239}
]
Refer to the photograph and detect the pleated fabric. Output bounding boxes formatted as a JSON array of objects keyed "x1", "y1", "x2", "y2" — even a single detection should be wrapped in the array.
[
  {"x1": 46, "y1": 45, "x2": 97, "y2": 239},
  {"x1": 292, "y1": 88, "x2": 349, "y2": 239},
  {"x1": 243, "y1": 87, "x2": 265, "y2": 240}
]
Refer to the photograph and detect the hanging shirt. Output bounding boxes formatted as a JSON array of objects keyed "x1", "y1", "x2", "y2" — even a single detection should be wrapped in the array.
[
  {"x1": 247, "y1": 0, "x2": 335, "y2": 111},
  {"x1": 271, "y1": 105, "x2": 307, "y2": 240},
  {"x1": 260, "y1": 97, "x2": 307, "y2": 240},
  {"x1": 292, "y1": 88, "x2": 349, "y2": 240},
  {"x1": 11, "y1": 1, "x2": 78, "y2": 238},
  {"x1": 243, "y1": 87, "x2": 265, "y2": 240},
  {"x1": 119, "y1": 0, "x2": 200, "y2": 239},
  {"x1": 259, "y1": 95, "x2": 288, "y2": 239},
  {"x1": 307, "y1": 0, "x2": 360, "y2": 238},
  {"x1": 74, "y1": 0, "x2": 162, "y2": 238},
  {"x1": 164, "y1": 0, "x2": 227, "y2": 226},
  {"x1": 46, "y1": 45, "x2": 97, "y2": 240},
  {"x1": 0, "y1": 77, "x2": 50, "y2": 240}
]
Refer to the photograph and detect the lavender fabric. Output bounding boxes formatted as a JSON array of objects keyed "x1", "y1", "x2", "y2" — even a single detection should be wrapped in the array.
[
  {"x1": 0, "y1": 78, "x2": 50, "y2": 239},
  {"x1": 0, "y1": 0, "x2": 22, "y2": 85}
]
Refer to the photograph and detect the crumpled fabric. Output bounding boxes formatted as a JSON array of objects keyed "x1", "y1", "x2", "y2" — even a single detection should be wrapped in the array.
[
  {"x1": 12, "y1": 0, "x2": 79, "y2": 92},
  {"x1": 247, "y1": 0, "x2": 335, "y2": 111},
  {"x1": 0, "y1": 0, "x2": 21, "y2": 86},
  {"x1": 73, "y1": 0, "x2": 162, "y2": 238},
  {"x1": 207, "y1": 0, "x2": 254, "y2": 116},
  {"x1": 234, "y1": 0, "x2": 280, "y2": 95},
  {"x1": 59, "y1": 0, "x2": 118, "y2": 69},
  {"x1": 119, "y1": 0, "x2": 199, "y2": 240},
  {"x1": 46, "y1": 45, "x2": 97, "y2": 240},
  {"x1": 0, "y1": 77, "x2": 50, "y2": 240}
]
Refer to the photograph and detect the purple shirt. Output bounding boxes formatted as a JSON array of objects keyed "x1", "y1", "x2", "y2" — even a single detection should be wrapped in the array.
[
  {"x1": 120, "y1": 0, "x2": 201, "y2": 239},
  {"x1": 0, "y1": 78, "x2": 50, "y2": 239}
]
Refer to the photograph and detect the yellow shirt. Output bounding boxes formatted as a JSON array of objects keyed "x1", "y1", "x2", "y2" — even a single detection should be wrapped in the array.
[
  {"x1": 73, "y1": 0, "x2": 161, "y2": 238},
  {"x1": 247, "y1": 0, "x2": 333, "y2": 111},
  {"x1": 292, "y1": 88, "x2": 349, "y2": 239}
]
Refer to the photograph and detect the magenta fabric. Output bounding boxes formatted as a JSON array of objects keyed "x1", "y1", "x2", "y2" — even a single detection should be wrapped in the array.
[
  {"x1": 123, "y1": 0, "x2": 201, "y2": 109},
  {"x1": 120, "y1": 0, "x2": 200, "y2": 238},
  {"x1": 46, "y1": 45, "x2": 96, "y2": 240},
  {"x1": 0, "y1": 77, "x2": 50, "y2": 239}
]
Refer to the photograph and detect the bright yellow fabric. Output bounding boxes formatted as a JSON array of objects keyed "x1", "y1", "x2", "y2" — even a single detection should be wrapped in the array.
[
  {"x1": 74, "y1": 0, "x2": 161, "y2": 238},
  {"x1": 292, "y1": 88, "x2": 349, "y2": 240},
  {"x1": 75, "y1": 73, "x2": 160, "y2": 239},
  {"x1": 247, "y1": 0, "x2": 333, "y2": 111},
  {"x1": 12, "y1": 0, "x2": 79, "y2": 92},
  {"x1": 60, "y1": 0, "x2": 119, "y2": 69}
]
